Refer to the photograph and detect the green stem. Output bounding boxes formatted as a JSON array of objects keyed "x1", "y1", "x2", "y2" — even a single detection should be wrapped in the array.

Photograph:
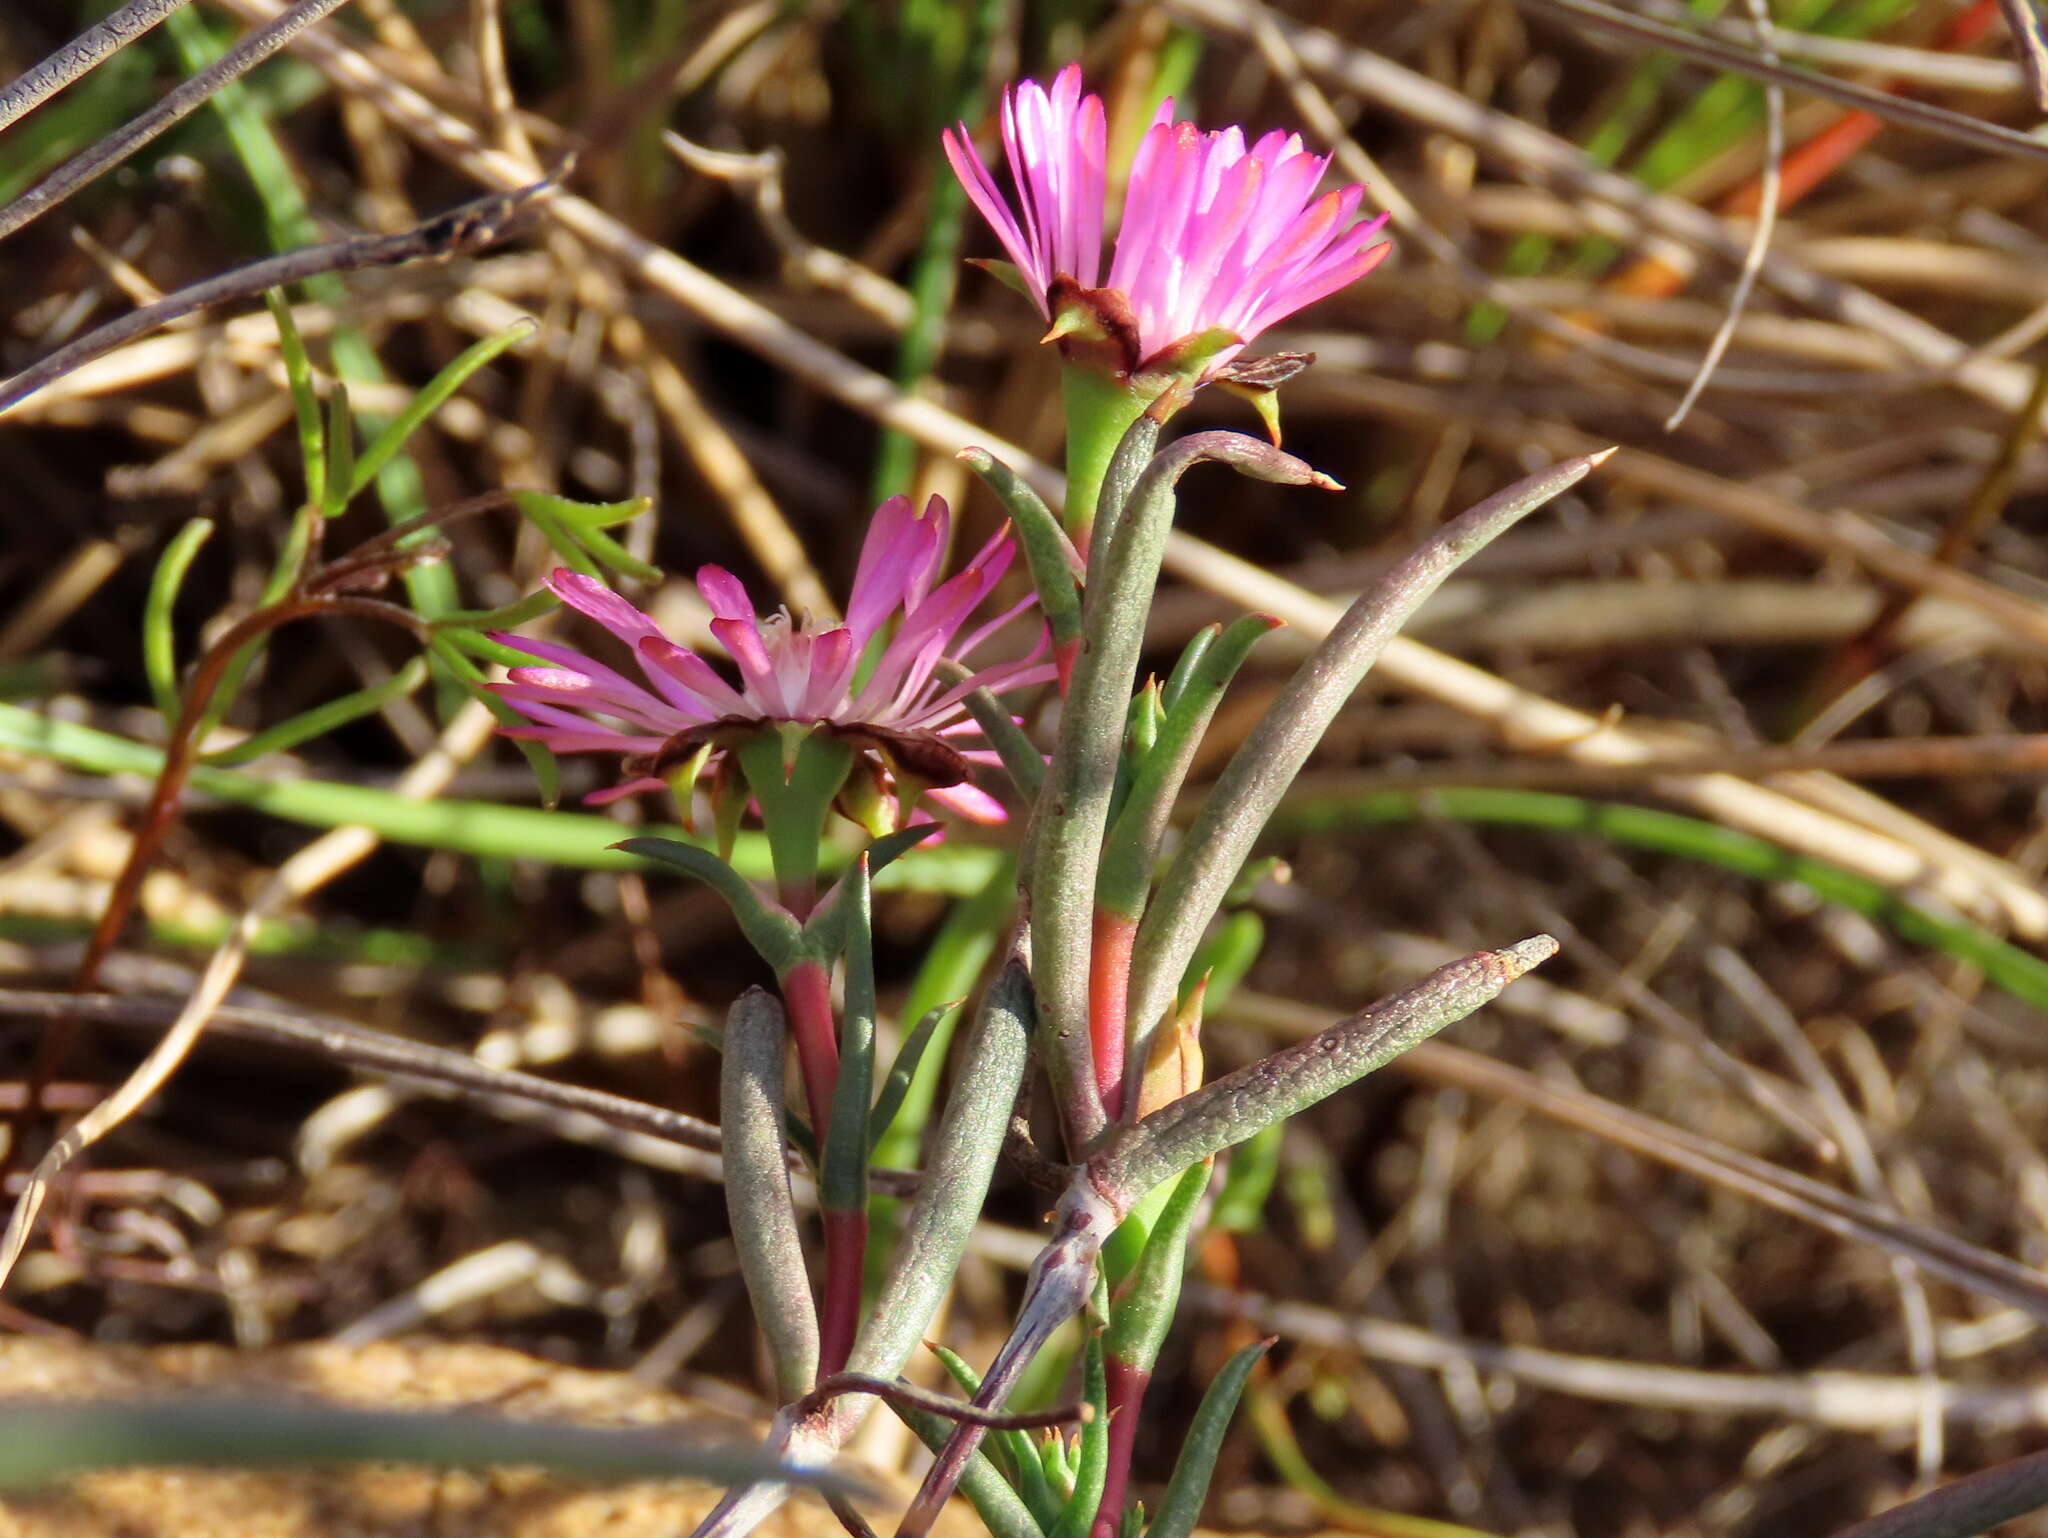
[
  {"x1": 1059, "y1": 367, "x2": 1149, "y2": 548},
  {"x1": 0, "y1": 702, "x2": 1001, "y2": 892},
  {"x1": 736, "y1": 731, "x2": 856, "y2": 919},
  {"x1": 1270, "y1": 786, "x2": 2048, "y2": 1009}
]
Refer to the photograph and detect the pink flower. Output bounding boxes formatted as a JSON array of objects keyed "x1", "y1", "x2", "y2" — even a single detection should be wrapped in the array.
[
  {"x1": 489, "y1": 495, "x2": 1053, "y2": 824},
  {"x1": 943, "y1": 65, "x2": 1392, "y2": 378}
]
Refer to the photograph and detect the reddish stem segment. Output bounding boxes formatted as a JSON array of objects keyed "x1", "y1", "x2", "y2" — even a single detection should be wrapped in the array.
[
  {"x1": 780, "y1": 958, "x2": 840, "y2": 1148},
  {"x1": 1094, "y1": 1357, "x2": 1151, "y2": 1538},
  {"x1": 818, "y1": 1207, "x2": 867, "y2": 1379},
  {"x1": 1089, "y1": 907, "x2": 1136, "y2": 1122},
  {"x1": 781, "y1": 956, "x2": 860, "y2": 1382},
  {"x1": 1053, "y1": 636, "x2": 1080, "y2": 695}
]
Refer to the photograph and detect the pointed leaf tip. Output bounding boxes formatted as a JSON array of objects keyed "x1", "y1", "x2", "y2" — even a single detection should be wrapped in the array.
[{"x1": 1500, "y1": 933, "x2": 1561, "y2": 976}]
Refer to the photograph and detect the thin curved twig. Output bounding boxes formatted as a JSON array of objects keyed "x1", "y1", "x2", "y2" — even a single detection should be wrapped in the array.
[
  {"x1": 0, "y1": 177, "x2": 559, "y2": 414},
  {"x1": 1519, "y1": 0, "x2": 2048, "y2": 166},
  {"x1": 1663, "y1": 0, "x2": 1783, "y2": 430},
  {"x1": 0, "y1": 0, "x2": 357, "y2": 244},
  {"x1": 798, "y1": 1373, "x2": 1092, "y2": 1432},
  {"x1": 0, "y1": 988, "x2": 924, "y2": 1198},
  {"x1": 1996, "y1": 0, "x2": 2048, "y2": 108},
  {"x1": 0, "y1": 0, "x2": 193, "y2": 133}
]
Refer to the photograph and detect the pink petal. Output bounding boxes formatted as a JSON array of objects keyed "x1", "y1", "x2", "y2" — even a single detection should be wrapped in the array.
[
  {"x1": 904, "y1": 495, "x2": 952, "y2": 608},
  {"x1": 1102, "y1": 107, "x2": 1390, "y2": 365},
  {"x1": 949, "y1": 585, "x2": 1038, "y2": 666},
  {"x1": 546, "y1": 569, "x2": 663, "y2": 648},
  {"x1": 487, "y1": 632, "x2": 644, "y2": 701},
  {"x1": 585, "y1": 776, "x2": 670, "y2": 806},
  {"x1": 710, "y1": 615, "x2": 786, "y2": 712},
  {"x1": 498, "y1": 720, "x2": 667, "y2": 754},
  {"x1": 949, "y1": 68, "x2": 1109, "y2": 304},
  {"x1": 846, "y1": 494, "x2": 939, "y2": 644},
  {"x1": 943, "y1": 125, "x2": 1048, "y2": 313},
  {"x1": 696, "y1": 565, "x2": 759, "y2": 624},
  {"x1": 495, "y1": 670, "x2": 680, "y2": 731},
  {"x1": 637, "y1": 636, "x2": 749, "y2": 718},
  {"x1": 925, "y1": 781, "x2": 1008, "y2": 824},
  {"x1": 798, "y1": 628, "x2": 857, "y2": 718}
]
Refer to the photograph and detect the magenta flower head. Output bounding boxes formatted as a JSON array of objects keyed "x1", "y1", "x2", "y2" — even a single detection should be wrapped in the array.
[
  {"x1": 943, "y1": 64, "x2": 1392, "y2": 387},
  {"x1": 488, "y1": 495, "x2": 1053, "y2": 866}
]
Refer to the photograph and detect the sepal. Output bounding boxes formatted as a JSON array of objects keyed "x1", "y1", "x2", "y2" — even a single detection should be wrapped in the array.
[
  {"x1": 1135, "y1": 324, "x2": 1242, "y2": 383},
  {"x1": 1212, "y1": 351, "x2": 1316, "y2": 445},
  {"x1": 969, "y1": 256, "x2": 1039, "y2": 304}
]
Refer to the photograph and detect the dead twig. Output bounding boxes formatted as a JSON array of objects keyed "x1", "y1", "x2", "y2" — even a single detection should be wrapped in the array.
[
  {"x1": 0, "y1": 0, "x2": 359, "y2": 244},
  {"x1": 0, "y1": 0, "x2": 195, "y2": 133},
  {"x1": 0, "y1": 987, "x2": 923, "y2": 1198},
  {"x1": 1662, "y1": 0, "x2": 1783, "y2": 431},
  {"x1": 0, "y1": 175, "x2": 561, "y2": 414}
]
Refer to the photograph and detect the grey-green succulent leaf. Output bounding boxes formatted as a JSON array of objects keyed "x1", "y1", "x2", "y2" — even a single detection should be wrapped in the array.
[
  {"x1": 960, "y1": 446, "x2": 1082, "y2": 651},
  {"x1": 1105, "y1": 1160, "x2": 1213, "y2": 1377},
  {"x1": 1122, "y1": 450, "x2": 1610, "y2": 1068},
  {"x1": 720, "y1": 989, "x2": 821, "y2": 1401},
  {"x1": 869, "y1": 1002, "x2": 962, "y2": 1156},
  {"x1": 1032, "y1": 429, "x2": 1338, "y2": 1151},
  {"x1": 1093, "y1": 937, "x2": 1560, "y2": 1212},
  {"x1": 1097, "y1": 611, "x2": 1279, "y2": 923}
]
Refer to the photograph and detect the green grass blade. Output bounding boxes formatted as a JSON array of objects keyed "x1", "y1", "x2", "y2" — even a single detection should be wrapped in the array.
[
  {"x1": 868, "y1": 1004, "x2": 955, "y2": 1156},
  {"x1": 201, "y1": 655, "x2": 430, "y2": 767},
  {"x1": 142, "y1": 517, "x2": 214, "y2": 722},
  {"x1": 870, "y1": 859, "x2": 1015, "y2": 1169},
  {"x1": 264, "y1": 289, "x2": 325, "y2": 509},
  {"x1": 0, "y1": 702, "x2": 999, "y2": 894},
  {"x1": 163, "y1": 4, "x2": 453, "y2": 618},
  {"x1": 349, "y1": 321, "x2": 536, "y2": 499}
]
